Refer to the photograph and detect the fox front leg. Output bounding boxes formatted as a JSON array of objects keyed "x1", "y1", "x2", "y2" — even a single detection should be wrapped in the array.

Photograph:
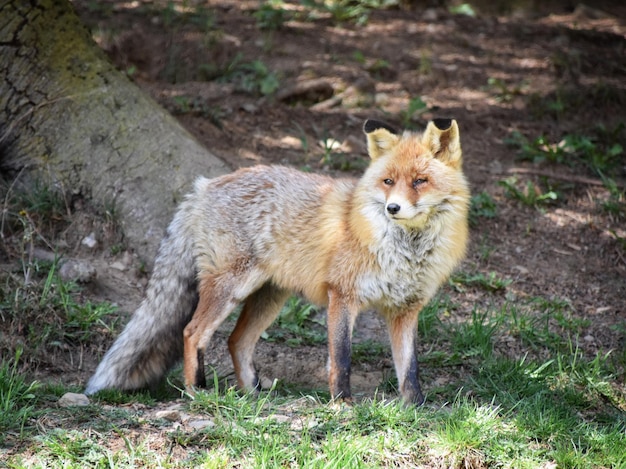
[
  {"x1": 326, "y1": 290, "x2": 358, "y2": 402},
  {"x1": 386, "y1": 309, "x2": 425, "y2": 405}
]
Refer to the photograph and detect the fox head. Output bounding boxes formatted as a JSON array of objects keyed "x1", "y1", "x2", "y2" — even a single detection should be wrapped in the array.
[{"x1": 360, "y1": 118, "x2": 469, "y2": 230}]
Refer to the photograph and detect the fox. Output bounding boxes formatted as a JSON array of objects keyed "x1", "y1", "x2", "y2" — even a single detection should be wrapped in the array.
[{"x1": 85, "y1": 118, "x2": 470, "y2": 405}]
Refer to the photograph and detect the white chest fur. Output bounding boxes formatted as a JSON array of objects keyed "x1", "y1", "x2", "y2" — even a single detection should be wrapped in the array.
[{"x1": 356, "y1": 224, "x2": 441, "y2": 310}]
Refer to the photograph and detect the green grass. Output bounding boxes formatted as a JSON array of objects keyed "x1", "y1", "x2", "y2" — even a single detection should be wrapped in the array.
[
  {"x1": 0, "y1": 259, "x2": 118, "y2": 358},
  {"x1": 5, "y1": 347, "x2": 624, "y2": 468},
  {"x1": 0, "y1": 349, "x2": 40, "y2": 445},
  {"x1": 451, "y1": 270, "x2": 512, "y2": 293},
  {"x1": 2, "y1": 293, "x2": 625, "y2": 467}
]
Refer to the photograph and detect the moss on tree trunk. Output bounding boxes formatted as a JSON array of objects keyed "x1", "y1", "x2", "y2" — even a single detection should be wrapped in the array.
[{"x1": 0, "y1": 0, "x2": 229, "y2": 262}]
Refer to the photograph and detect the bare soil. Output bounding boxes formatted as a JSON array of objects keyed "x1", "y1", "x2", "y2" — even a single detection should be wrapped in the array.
[{"x1": 22, "y1": 1, "x2": 626, "y2": 399}]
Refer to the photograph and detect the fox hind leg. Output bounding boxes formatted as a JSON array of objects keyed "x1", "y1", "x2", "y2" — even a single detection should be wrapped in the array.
[
  {"x1": 228, "y1": 284, "x2": 290, "y2": 392},
  {"x1": 183, "y1": 272, "x2": 266, "y2": 391}
]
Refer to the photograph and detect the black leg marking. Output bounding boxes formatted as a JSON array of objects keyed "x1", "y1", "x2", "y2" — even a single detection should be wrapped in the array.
[
  {"x1": 195, "y1": 348, "x2": 207, "y2": 388},
  {"x1": 402, "y1": 352, "x2": 424, "y2": 406}
]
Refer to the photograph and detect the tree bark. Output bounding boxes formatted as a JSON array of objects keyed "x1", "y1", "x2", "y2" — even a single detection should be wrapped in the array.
[{"x1": 0, "y1": 0, "x2": 229, "y2": 263}]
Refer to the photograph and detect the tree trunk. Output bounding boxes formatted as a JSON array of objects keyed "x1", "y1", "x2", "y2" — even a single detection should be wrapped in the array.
[{"x1": 0, "y1": 0, "x2": 229, "y2": 263}]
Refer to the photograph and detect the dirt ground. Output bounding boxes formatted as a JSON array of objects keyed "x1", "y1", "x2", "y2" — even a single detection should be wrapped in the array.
[{"x1": 30, "y1": 0, "x2": 625, "y2": 396}]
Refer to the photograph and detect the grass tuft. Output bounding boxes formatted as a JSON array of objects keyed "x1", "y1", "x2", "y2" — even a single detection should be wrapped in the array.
[{"x1": 0, "y1": 349, "x2": 40, "y2": 445}]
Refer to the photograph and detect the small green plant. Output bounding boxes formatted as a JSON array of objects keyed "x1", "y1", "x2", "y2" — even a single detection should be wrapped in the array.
[
  {"x1": 418, "y1": 48, "x2": 432, "y2": 75},
  {"x1": 469, "y1": 191, "x2": 497, "y2": 226},
  {"x1": 88, "y1": 388, "x2": 158, "y2": 406},
  {"x1": 354, "y1": 50, "x2": 393, "y2": 78},
  {"x1": 170, "y1": 95, "x2": 224, "y2": 127},
  {"x1": 451, "y1": 271, "x2": 512, "y2": 293},
  {"x1": 302, "y1": 0, "x2": 400, "y2": 26},
  {"x1": 476, "y1": 237, "x2": 496, "y2": 263},
  {"x1": 563, "y1": 132, "x2": 623, "y2": 176},
  {"x1": 254, "y1": 0, "x2": 288, "y2": 31},
  {"x1": 212, "y1": 57, "x2": 280, "y2": 96},
  {"x1": 369, "y1": 60, "x2": 392, "y2": 80},
  {"x1": 159, "y1": 2, "x2": 216, "y2": 32},
  {"x1": 317, "y1": 131, "x2": 368, "y2": 171},
  {"x1": 506, "y1": 125, "x2": 625, "y2": 178},
  {"x1": 448, "y1": 3, "x2": 476, "y2": 17},
  {"x1": 109, "y1": 243, "x2": 124, "y2": 255},
  {"x1": 487, "y1": 77, "x2": 526, "y2": 103},
  {"x1": 544, "y1": 93, "x2": 566, "y2": 119},
  {"x1": 399, "y1": 96, "x2": 428, "y2": 128},
  {"x1": 198, "y1": 55, "x2": 281, "y2": 96},
  {"x1": 526, "y1": 88, "x2": 570, "y2": 121},
  {"x1": 550, "y1": 49, "x2": 582, "y2": 82},
  {"x1": 319, "y1": 134, "x2": 341, "y2": 167},
  {"x1": 124, "y1": 65, "x2": 137, "y2": 78},
  {"x1": 600, "y1": 176, "x2": 626, "y2": 219},
  {"x1": 1, "y1": 178, "x2": 68, "y2": 238},
  {"x1": 238, "y1": 60, "x2": 280, "y2": 95},
  {"x1": 505, "y1": 131, "x2": 567, "y2": 165},
  {"x1": 265, "y1": 297, "x2": 325, "y2": 346},
  {"x1": 499, "y1": 176, "x2": 558, "y2": 208},
  {"x1": 352, "y1": 340, "x2": 388, "y2": 364}
]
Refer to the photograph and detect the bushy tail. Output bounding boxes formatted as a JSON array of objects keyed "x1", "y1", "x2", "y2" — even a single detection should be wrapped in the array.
[{"x1": 85, "y1": 210, "x2": 198, "y2": 395}]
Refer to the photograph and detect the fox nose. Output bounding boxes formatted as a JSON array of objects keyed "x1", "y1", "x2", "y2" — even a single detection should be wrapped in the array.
[{"x1": 387, "y1": 203, "x2": 401, "y2": 215}]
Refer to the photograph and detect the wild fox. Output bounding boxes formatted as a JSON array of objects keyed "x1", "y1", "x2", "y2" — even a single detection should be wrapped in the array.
[{"x1": 85, "y1": 119, "x2": 469, "y2": 405}]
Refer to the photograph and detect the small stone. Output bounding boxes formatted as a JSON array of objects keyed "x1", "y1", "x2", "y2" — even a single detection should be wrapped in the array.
[
  {"x1": 59, "y1": 259, "x2": 97, "y2": 283},
  {"x1": 187, "y1": 418, "x2": 215, "y2": 430},
  {"x1": 260, "y1": 376, "x2": 275, "y2": 390},
  {"x1": 514, "y1": 265, "x2": 529, "y2": 275},
  {"x1": 58, "y1": 392, "x2": 90, "y2": 407},
  {"x1": 241, "y1": 103, "x2": 258, "y2": 113},
  {"x1": 154, "y1": 409, "x2": 181, "y2": 421},
  {"x1": 423, "y1": 8, "x2": 439, "y2": 22},
  {"x1": 110, "y1": 261, "x2": 127, "y2": 271},
  {"x1": 81, "y1": 232, "x2": 97, "y2": 249}
]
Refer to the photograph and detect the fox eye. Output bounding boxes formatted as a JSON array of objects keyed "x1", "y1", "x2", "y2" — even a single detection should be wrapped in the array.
[
  {"x1": 383, "y1": 178, "x2": 394, "y2": 185},
  {"x1": 413, "y1": 178, "x2": 428, "y2": 189}
]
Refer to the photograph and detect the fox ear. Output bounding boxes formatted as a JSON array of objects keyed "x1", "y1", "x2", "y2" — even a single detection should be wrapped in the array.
[
  {"x1": 363, "y1": 119, "x2": 400, "y2": 159},
  {"x1": 422, "y1": 118, "x2": 462, "y2": 167}
]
